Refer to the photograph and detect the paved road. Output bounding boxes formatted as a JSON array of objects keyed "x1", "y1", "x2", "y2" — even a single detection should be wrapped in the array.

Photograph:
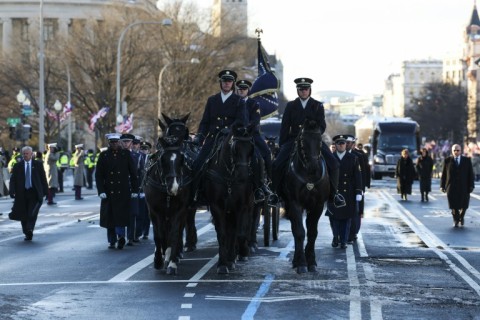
[{"x1": 0, "y1": 178, "x2": 480, "y2": 319}]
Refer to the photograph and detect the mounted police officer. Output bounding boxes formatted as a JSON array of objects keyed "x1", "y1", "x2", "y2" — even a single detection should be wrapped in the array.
[
  {"x1": 192, "y1": 69, "x2": 247, "y2": 200},
  {"x1": 96, "y1": 133, "x2": 139, "y2": 249},
  {"x1": 236, "y1": 79, "x2": 278, "y2": 205},
  {"x1": 272, "y1": 77, "x2": 346, "y2": 208}
]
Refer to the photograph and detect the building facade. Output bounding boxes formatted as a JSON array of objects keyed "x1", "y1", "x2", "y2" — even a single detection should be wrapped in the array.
[
  {"x1": 211, "y1": 0, "x2": 248, "y2": 38},
  {"x1": 382, "y1": 60, "x2": 443, "y2": 117},
  {"x1": 463, "y1": 5, "x2": 480, "y2": 141}
]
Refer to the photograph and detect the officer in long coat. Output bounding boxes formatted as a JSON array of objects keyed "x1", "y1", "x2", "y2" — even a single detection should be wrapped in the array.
[
  {"x1": 192, "y1": 69, "x2": 247, "y2": 199},
  {"x1": 440, "y1": 144, "x2": 475, "y2": 227},
  {"x1": 44, "y1": 143, "x2": 59, "y2": 205},
  {"x1": 346, "y1": 135, "x2": 368, "y2": 242},
  {"x1": 96, "y1": 133, "x2": 139, "y2": 249},
  {"x1": 236, "y1": 79, "x2": 277, "y2": 205},
  {"x1": 73, "y1": 144, "x2": 86, "y2": 200},
  {"x1": 272, "y1": 77, "x2": 345, "y2": 207},
  {"x1": 326, "y1": 135, "x2": 362, "y2": 249}
]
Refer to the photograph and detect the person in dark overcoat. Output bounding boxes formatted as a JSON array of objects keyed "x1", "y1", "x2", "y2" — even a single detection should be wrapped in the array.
[
  {"x1": 236, "y1": 79, "x2": 278, "y2": 205},
  {"x1": 95, "y1": 133, "x2": 139, "y2": 249},
  {"x1": 346, "y1": 135, "x2": 369, "y2": 243},
  {"x1": 416, "y1": 148, "x2": 434, "y2": 202},
  {"x1": 395, "y1": 148, "x2": 416, "y2": 201},
  {"x1": 191, "y1": 69, "x2": 247, "y2": 199},
  {"x1": 440, "y1": 144, "x2": 475, "y2": 227},
  {"x1": 272, "y1": 77, "x2": 345, "y2": 208},
  {"x1": 326, "y1": 135, "x2": 362, "y2": 249},
  {"x1": 8, "y1": 146, "x2": 48, "y2": 241}
]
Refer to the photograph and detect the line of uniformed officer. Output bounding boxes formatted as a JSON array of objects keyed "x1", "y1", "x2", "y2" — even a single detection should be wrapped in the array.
[
  {"x1": 326, "y1": 134, "x2": 362, "y2": 249},
  {"x1": 95, "y1": 133, "x2": 139, "y2": 249}
]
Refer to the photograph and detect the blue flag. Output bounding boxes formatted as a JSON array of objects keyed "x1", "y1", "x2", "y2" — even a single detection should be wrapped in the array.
[{"x1": 249, "y1": 38, "x2": 280, "y2": 119}]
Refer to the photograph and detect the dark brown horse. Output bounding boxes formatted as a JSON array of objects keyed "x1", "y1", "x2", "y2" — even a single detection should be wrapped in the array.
[
  {"x1": 144, "y1": 115, "x2": 193, "y2": 275},
  {"x1": 204, "y1": 123, "x2": 255, "y2": 274},
  {"x1": 281, "y1": 118, "x2": 330, "y2": 274}
]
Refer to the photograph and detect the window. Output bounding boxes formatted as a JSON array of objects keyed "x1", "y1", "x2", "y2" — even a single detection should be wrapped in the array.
[
  {"x1": 43, "y1": 19, "x2": 56, "y2": 41},
  {"x1": 21, "y1": 19, "x2": 29, "y2": 41}
]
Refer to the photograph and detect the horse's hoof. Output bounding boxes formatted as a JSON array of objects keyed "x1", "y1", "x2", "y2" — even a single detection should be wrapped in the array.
[
  {"x1": 185, "y1": 246, "x2": 196, "y2": 252},
  {"x1": 296, "y1": 266, "x2": 308, "y2": 274},
  {"x1": 217, "y1": 266, "x2": 229, "y2": 274},
  {"x1": 237, "y1": 255, "x2": 248, "y2": 262},
  {"x1": 308, "y1": 265, "x2": 317, "y2": 273},
  {"x1": 249, "y1": 246, "x2": 256, "y2": 254},
  {"x1": 177, "y1": 252, "x2": 184, "y2": 260},
  {"x1": 153, "y1": 257, "x2": 164, "y2": 270},
  {"x1": 227, "y1": 262, "x2": 236, "y2": 271},
  {"x1": 166, "y1": 266, "x2": 178, "y2": 275}
]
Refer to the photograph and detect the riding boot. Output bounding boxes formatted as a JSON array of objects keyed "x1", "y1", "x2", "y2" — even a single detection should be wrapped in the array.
[
  {"x1": 253, "y1": 158, "x2": 266, "y2": 204},
  {"x1": 329, "y1": 167, "x2": 346, "y2": 208}
]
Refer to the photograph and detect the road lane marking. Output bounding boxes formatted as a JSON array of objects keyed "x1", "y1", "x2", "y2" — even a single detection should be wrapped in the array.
[
  {"x1": 346, "y1": 245, "x2": 361, "y2": 320},
  {"x1": 382, "y1": 190, "x2": 480, "y2": 296},
  {"x1": 107, "y1": 222, "x2": 215, "y2": 282}
]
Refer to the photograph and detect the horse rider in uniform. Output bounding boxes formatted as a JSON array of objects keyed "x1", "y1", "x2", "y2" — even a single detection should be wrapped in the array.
[
  {"x1": 272, "y1": 77, "x2": 346, "y2": 208},
  {"x1": 96, "y1": 133, "x2": 139, "y2": 249},
  {"x1": 192, "y1": 69, "x2": 248, "y2": 200},
  {"x1": 236, "y1": 79, "x2": 278, "y2": 205}
]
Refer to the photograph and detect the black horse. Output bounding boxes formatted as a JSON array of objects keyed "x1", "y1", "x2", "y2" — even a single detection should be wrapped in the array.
[
  {"x1": 281, "y1": 118, "x2": 330, "y2": 274},
  {"x1": 158, "y1": 113, "x2": 198, "y2": 252},
  {"x1": 204, "y1": 123, "x2": 255, "y2": 274},
  {"x1": 144, "y1": 116, "x2": 194, "y2": 275}
]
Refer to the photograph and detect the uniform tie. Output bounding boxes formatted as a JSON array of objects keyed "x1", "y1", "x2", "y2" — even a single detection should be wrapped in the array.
[
  {"x1": 25, "y1": 162, "x2": 32, "y2": 189},
  {"x1": 455, "y1": 157, "x2": 460, "y2": 166}
]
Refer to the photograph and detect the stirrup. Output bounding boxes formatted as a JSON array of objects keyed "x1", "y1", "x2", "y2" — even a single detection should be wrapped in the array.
[
  {"x1": 254, "y1": 188, "x2": 265, "y2": 204},
  {"x1": 333, "y1": 193, "x2": 346, "y2": 208}
]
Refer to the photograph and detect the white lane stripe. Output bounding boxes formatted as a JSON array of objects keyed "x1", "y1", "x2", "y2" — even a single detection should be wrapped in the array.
[
  {"x1": 362, "y1": 263, "x2": 383, "y2": 320},
  {"x1": 184, "y1": 293, "x2": 195, "y2": 298},
  {"x1": 382, "y1": 190, "x2": 480, "y2": 296},
  {"x1": 188, "y1": 254, "x2": 219, "y2": 282},
  {"x1": 108, "y1": 254, "x2": 154, "y2": 282},
  {"x1": 107, "y1": 221, "x2": 215, "y2": 282},
  {"x1": 346, "y1": 245, "x2": 361, "y2": 320},
  {"x1": 356, "y1": 231, "x2": 368, "y2": 258},
  {"x1": 0, "y1": 215, "x2": 99, "y2": 244}
]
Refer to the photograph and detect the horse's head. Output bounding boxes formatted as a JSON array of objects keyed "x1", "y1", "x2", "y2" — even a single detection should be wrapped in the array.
[
  {"x1": 222, "y1": 122, "x2": 254, "y2": 177},
  {"x1": 265, "y1": 136, "x2": 279, "y2": 158},
  {"x1": 157, "y1": 135, "x2": 185, "y2": 196},
  {"x1": 159, "y1": 113, "x2": 190, "y2": 141},
  {"x1": 297, "y1": 118, "x2": 323, "y2": 173}
]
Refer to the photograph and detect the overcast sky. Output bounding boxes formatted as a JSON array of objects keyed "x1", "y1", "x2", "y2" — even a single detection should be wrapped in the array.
[{"x1": 169, "y1": 0, "x2": 475, "y2": 100}]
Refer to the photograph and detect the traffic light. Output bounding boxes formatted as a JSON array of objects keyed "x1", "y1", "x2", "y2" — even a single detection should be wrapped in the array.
[
  {"x1": 9, "y1": 126, "x2": 15, "y2": 139},
  {"x1": 23, "y1": 125, "x2": 32, "y2": 140}
]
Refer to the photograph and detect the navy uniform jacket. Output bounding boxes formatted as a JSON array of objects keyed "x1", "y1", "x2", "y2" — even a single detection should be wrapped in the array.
[
  {"x1": 279, "y1": 97, "x2": 326, "y2": 146},
  {"x1": 96, "y1": 148, "x2": 139, "y2": 228},
  {"x1": 327, "y1": 152, "x2": 362, "y2": 219},
  {"x1": 441, "y1": 155, "x2": 474, "y2": 209},
  {"x1": 196, "y1": 92, "x2": 246, "y2": 144},
  {"x1": 245, "y1": 97, "x2": 270, "y2": 160}
]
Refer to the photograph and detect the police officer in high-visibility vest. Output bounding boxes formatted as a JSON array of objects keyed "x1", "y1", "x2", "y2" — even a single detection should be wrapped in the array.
[
  {"x1": 56, "y1": 148, "x2": 69, "y2": 193},
  {"x1": 8, "y1": 147, "x2": 21, "y2": 174},
  {"x1": 84, "y1": 149, "x2": 96, "y2": 189}
]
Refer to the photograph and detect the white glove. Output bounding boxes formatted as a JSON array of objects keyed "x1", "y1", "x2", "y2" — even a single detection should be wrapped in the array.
[
  {"x1": 356, "y1": 194, "x2": 363, "y2": 202},
  {"x1": 99, "y1": 193, "x2": 107, "y2": 199},
  {"x1": 139, "y1": 193, "x2": 145, "y2": 199},
  {"x1": 131, "y1": 193, "x2": 138, "y2": 198}
]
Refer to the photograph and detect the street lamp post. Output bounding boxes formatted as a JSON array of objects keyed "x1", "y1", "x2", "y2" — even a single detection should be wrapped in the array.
[
  {"x1": 156, "y1": 58, "x2": 200, "y2": 140},
  {"x1": 39, "y1": 0, "x2": 45, "y2": 151},
  {"x1": 115, "y1": 19, "x2": 172, "y2": 126},
  {"x1": 53, "y1": 100, "x2": 62, "y2": 142}
]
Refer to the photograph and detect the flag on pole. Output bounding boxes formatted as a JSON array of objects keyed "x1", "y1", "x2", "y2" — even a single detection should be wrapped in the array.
[
  {"x1": 114, "y1": 113, "x2": 134, "y2": 133},
  {"x1": 89, "y1": 106, "x2": 110, "y2": 131},
  {"x1": 249, "y1": 33, "x2": 280, "y2": 119}
]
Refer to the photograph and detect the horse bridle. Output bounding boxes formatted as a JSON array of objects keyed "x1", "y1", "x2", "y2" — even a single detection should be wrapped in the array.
[
  {"x1": 297, "y1": 129, "x2": 323, "y2": 167},
  {"x1": 222, "y1": 134, "x2": 254, "y2": 176}
]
